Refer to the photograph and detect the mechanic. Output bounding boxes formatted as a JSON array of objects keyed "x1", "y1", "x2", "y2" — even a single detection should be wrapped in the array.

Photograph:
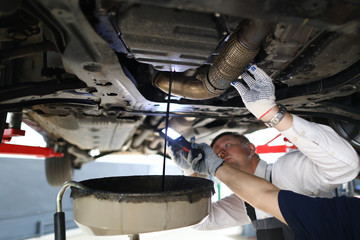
[
  {"x1": 187, "y1": 153, "x2": 360, "y2": 240},
  {"x1": 169, "y1": 64, "x2": 360, "y2": 240}
]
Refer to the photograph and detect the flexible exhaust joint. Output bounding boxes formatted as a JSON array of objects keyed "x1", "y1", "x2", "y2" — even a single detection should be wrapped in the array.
[{"x1": 154, "y1": 19, "x2": 270, "y2": 100}]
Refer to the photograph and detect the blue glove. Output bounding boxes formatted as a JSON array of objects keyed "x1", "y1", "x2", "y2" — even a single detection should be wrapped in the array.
[
  {"x1": 185, "y1": 142, "x2": 224, "y2": 176},
  {"x1": 231, "y1": 64, "x2": 276, "y2": 119}
]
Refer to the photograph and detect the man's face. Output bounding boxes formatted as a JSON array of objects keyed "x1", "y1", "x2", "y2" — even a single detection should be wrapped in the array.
[{"x1": 212, "y1": 135, "x2": 255, "y2": 174}]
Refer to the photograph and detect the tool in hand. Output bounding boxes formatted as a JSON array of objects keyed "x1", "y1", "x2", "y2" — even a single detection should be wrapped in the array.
[{"x1": 159, "y1": 128, "x2": 204, "y2": 160}]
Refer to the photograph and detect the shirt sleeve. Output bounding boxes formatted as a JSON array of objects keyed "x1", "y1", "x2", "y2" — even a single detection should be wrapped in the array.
[
  {"x1": 194, "y1": 194, "x2": 251, "y2": 230},
  {"x1": 277, "y1": 115, "x2": 360, "y2": 189}
]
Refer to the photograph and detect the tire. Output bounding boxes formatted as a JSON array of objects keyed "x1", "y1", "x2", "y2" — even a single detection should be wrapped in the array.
[
  {"x1": 329, "y1": 119, "x2": 360, "y2": 152},
  {"x1": 45, "y1": 153, "x2": 74, "y2": 186}
]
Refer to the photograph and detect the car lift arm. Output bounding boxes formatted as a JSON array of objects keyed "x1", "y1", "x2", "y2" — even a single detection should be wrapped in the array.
[
  {"x1": 0, "y1": 123, "x2": 63, "y2": 158},
  {"x1": 256, "y1": 133, "x2": 297, "y2": 154}
]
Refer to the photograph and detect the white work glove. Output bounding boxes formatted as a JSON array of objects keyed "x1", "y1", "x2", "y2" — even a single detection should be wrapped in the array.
[
  {"x1": 184, "y1": 142, "x2": 224, "y2": 176},
  {"x1": 231, "y1": 64, "x2": 276, "y2": 119},
  {"x1": 167, "y1": 141, "x2": 195, "y2": 176}
]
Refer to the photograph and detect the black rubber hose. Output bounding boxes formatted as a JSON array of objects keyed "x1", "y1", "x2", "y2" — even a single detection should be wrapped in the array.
[{"x1": 54, "y1": 212, "x2": 66, "y2": 240}]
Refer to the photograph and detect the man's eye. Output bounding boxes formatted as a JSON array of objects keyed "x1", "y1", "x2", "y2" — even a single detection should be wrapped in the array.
[{"x1": 225, "y1": 143, "x2": 231, "y2": 148}]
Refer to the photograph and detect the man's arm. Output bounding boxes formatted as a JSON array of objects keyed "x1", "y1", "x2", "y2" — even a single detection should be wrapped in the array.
[
  {"x1": 233, "y1": 64, "x2": 359, "y2": 188},
  {"x1": 215, "y1": 162, "x2": 286, "y2": 224},
  {"x1": 260, "y1": 101, "x2": 359, "y2": 195},
  {"x1": 278, "y1": 113, "x2": 359, "y2": 187}
]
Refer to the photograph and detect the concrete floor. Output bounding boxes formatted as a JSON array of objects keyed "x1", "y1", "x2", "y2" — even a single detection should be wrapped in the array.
[{"x1": 29, "y1": 226, "x2": 252, "y2": 240}]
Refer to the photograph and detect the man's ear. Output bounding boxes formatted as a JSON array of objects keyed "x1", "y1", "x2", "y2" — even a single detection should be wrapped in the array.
[{"x1": 248, "y1": 142, "x2": 256, "y2": 155}]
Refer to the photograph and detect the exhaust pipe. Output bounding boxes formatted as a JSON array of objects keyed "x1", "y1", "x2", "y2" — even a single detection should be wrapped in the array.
[
  {"x1": 154, "y1": 19, "x2": 271, "y2": 100},
  {"x1": 154, "y1": 72, "x2": 218, "y2": 99}
]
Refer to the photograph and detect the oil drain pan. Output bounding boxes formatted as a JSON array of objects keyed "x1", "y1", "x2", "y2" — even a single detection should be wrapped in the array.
[{"x1": 68, "y1": 175, "x2": 214, "y2": 236}]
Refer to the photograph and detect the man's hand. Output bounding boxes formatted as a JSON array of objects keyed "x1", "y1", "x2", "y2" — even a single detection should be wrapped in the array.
[
  {"x1": 185, "y1": 142, "x2": 224, "y2": 176},
  {"x1": 167, "y1": 143, "x2": 195, "y2": 176},
  {"x1": 231, "y1": 64, "x2": 276, "y2": 119}
]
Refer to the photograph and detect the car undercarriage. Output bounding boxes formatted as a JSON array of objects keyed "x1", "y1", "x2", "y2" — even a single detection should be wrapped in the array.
[{"x1": 0, "y1": 0, "x2": 360, "y2": 185}]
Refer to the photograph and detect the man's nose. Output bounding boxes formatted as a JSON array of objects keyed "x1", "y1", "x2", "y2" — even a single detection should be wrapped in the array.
[{"x1": 218, "y1": 150, "x2": 227, "y2": 159}]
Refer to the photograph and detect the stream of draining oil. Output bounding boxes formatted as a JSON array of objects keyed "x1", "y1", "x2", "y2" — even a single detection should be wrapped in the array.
[{"x1": 162, "y1": 71, "x2": 174, "y2": 191}]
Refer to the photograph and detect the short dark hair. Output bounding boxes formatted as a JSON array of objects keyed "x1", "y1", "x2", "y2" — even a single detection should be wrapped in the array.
[{"x1": 210, "y1": 132, "x2": 250, "y2": 148}]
